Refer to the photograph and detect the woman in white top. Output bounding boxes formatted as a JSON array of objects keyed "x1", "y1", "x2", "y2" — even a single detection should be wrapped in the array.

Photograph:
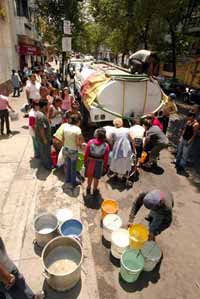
[
  {"x1": 110, "y1": 118, "x2": 132, "y2": 176},
  {"x1": 48, "y1": 98, "x2": 63, "y2": 136}
]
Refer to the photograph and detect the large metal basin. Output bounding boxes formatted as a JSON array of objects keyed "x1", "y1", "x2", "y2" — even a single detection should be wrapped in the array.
[
  {"x1": 34, "y1": 213, "x2": 59, "y2": 248},
  {"x1": 42, "y1": 236, "x2": 83, "y2": 292}
]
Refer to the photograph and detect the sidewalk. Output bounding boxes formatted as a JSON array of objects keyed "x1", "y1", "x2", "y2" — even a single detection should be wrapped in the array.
[{"x1": 0, "y1": 92, "x2": 99, "y2": 299}]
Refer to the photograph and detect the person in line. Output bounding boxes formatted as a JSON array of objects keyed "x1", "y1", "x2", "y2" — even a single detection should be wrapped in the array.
[
  {"x1": 0, "y1": 237, "x2": 44, "y2": 299},
  {"x1": 11, "y1": 70, "x2": 21, "y2": 97},
  {"x1": 54, "y1": 114, "x2": 83, "y2": 188},
  {"x1": 61, "y1": 87, "x2": 73, "y2": 113},
  {"x1": 35, "y1": 100, "x2": 52, "y2": 170},
  {"x1": 143, "y1": 119, "x2": 168, "y2": 168},
  {"x1": 162, "y1": 93, "x2": 177, "y2": 134},
  {"x1": 84, "y1": 128, "x2": 110, "y2": 196},
  {"x1": 176, "y1": 111, "x2": 199, "y2": 176},
  {"x1": 128, "y1": 190, "x2": 174, "y2": 241},
  {"x1": 0, "y1": 93, "x2": 15, "y2": 136},
  {"x1": 109, "y1": 118, "x2": 132, "y2": 176},
  {"x1": 48, "y1": 98, "x2": 62, "y2": 136},
  {"x1": 147, "y1": 113, "x2": 163, "y2": 131},
  {"x1": 28, "y1": 100, "x2": 40, "y2": 158},
  {"x1": 25, "y1": 74, "x2": 41, "y2": 107},
  {"x1": 129, "y1": 117, "x2": 145, "y2": 161}
]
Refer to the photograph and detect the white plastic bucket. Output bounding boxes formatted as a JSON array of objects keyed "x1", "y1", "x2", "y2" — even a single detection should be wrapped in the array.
[
  {"x1": 56, "y1": 208, "x2": 73, "y2": 224},
  {"x1": 103, "y1": 214, "x2": 122, "y2": 242},
  {"x1": 111, "y1": 229, "x2": 129, "y2": 259},
  {"x1": 141, "y1": 241, "x2": 162, "y2": 272}
]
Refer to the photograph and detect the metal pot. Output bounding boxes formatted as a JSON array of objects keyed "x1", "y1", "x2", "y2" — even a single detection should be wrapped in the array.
[
  {"x1": 42, "y1": 236, "x2": 83, "y2": 292},
  {"x1": 34, "y1": 213, "x2": 59, "y2": 248}
]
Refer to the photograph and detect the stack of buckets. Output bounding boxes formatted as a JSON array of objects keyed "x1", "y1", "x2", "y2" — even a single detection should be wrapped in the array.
[{"x1": 101, "y1": 199, "x2": 162, "y2": 284}]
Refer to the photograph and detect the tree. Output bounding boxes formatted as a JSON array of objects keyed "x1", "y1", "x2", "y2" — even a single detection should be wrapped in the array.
[
  {"x1": 35, "y1": 0, "x2": 83, "y2": 50},
  {"x1": 159, "y1": 0, "x2": 199, "y2": 78}
]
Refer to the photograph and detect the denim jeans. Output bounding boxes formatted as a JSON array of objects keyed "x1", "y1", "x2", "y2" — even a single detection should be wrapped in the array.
[
  {"x1": 0, "y1": 269, "x2": 34, "y2": 299},
  {"x1": 63, "y1": 147, "x2": 78, "y2": 186},
  {"x1": 38, "y1": 141, "x2": 52, "y2": 170},
  {"x1": 176, "y1": 138, "x2": 192, "y2": 170}
]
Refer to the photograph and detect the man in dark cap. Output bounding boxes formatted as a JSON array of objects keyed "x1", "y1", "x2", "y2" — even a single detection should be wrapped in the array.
[{"x1": 128, "y1": 190, "x2": 174, "y2": 240}]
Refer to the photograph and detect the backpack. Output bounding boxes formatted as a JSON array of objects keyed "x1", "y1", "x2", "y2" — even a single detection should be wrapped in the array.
[{"x1": 89, "y1": 140, "x2": 107, "y2": 159}]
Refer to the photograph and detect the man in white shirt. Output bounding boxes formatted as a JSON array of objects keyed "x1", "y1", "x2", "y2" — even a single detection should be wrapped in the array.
[
  {"x1": 25, "y1": 74, "x2": 41, "y2": 106},
  {"x1": 129, "y1": 118, "x2": 145, "y2": 159}
]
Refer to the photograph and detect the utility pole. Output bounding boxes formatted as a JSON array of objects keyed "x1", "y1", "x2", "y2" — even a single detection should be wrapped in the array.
[{"x1": 62, "y1": 0, "x2": 72, "y2": 82}]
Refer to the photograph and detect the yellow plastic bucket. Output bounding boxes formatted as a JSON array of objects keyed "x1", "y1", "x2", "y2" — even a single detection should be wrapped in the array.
[
  {"x1": 128, "y1": 224, "x2": 149, "y2": 249},
  {"x1": 101, "y1": 199, "x2": 118, "y2": 220}
]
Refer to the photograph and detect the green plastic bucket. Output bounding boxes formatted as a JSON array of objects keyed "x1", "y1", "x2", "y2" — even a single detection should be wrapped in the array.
[
  {"x1": 120, "y1": 249, "x2": 144, "y2": 283},
  {"x1": 76, "y1": 153, "x2": 84, "y2": 172}
]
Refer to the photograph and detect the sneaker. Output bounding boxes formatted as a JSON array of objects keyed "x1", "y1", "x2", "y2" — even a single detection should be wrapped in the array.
[
  {"x1": 177, "y1": 169, "x2": 189, "y2": 177},
  {"x1": 34, "y1": 291, "x2": 45, "y2": 299}
]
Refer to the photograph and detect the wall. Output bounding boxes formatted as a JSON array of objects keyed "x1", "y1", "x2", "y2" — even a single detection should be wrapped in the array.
[{"x1": 0, "y1": 0, "x2": 19, "y2": 93}]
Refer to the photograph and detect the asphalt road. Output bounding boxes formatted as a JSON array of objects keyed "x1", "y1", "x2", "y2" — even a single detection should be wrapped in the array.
[{"x1": 82, "y1": 149, "x2": 200, "y2": 299}]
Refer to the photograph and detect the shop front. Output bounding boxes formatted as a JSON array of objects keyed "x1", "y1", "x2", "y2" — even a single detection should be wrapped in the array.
[{"x1": 18, "y1": 36, "x2": 44, "y2": 70}]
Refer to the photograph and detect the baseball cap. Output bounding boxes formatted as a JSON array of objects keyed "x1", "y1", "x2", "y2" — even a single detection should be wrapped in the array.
[
  {"x1": 169, "y1": 93, "x2": 176, "y2": 100},
  {"x1": 143, "y1": 190, "x2": 164, "y2": 210}
]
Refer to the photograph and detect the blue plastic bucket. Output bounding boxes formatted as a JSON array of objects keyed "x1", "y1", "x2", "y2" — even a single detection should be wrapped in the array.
[{"x1": 59, "y1": 219, "x2": 83, "y2": 238}]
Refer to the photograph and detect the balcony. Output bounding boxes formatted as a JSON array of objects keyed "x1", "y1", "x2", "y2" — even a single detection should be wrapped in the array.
[{"x1": 15, "y1": 16, "x2": 38, "y2": 40}]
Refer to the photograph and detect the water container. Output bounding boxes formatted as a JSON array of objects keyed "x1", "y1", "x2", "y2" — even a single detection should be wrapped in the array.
[
  {"x1": 141, "y1": 241, "x2": 162, "y2": 271},
  {"x1": 111, "y1": 229, "x2": 129, "y2": 259},
  {"x1": 129, "y1": 224, "x2": 149, "y2": 249},
  {"x1": 56, "y1": 208, "x2": 73, "y2": 225},
  {"x1": 59, "y1": 219, "x2": 83, "y2": 239},
  {"x1": 101, "y1": 199, "x2": 118, "y2": 220},
  {"x1": 120, "y1": 248, "x2": 144, "y2": 283},
  {"x1": 103, "y1": 214, "x2": 122, "y2": 242}
]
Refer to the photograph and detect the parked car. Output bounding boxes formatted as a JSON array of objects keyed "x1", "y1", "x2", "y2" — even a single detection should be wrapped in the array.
[
  {"x1": 160, "y1": 78, "x2": 186, "y2": 97},
  {"x1": 183, "y1": 88, "x2": 200, "y2": 105}
]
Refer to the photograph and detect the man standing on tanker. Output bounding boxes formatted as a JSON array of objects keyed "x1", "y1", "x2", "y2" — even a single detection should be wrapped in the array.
[{"x1": 128, "y1": 190, "x2": 174, "y2": 241}]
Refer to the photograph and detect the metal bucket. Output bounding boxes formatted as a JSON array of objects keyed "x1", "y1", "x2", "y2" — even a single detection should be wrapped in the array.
[
  {"x1": 42, "y1": 236, "x2": 83, "y2": 291},
  {"x1": 34, "y1": 213, "x2": 59, "y2": 248}
]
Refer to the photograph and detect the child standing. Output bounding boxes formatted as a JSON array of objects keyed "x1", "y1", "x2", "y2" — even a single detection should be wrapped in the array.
[
  {"x1": 28, "y1": 100, "x2": 40, "y2": 158},
  {"x1": 84, "y1": 128, "x2": 110, "y2": 196}
]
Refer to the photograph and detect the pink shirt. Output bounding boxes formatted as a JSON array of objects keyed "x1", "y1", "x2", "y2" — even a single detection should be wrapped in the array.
[
  {"x1": 61, "y1": 95, "x2": 72, "y2": 111},
  {"x1": 0, "y1": 95, "x2": 8, "y2": 110}
]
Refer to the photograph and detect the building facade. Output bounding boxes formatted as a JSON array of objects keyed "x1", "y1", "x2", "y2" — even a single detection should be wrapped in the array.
[{"x1": 0, "y1": 0, "x2": 44, "y2": 94}]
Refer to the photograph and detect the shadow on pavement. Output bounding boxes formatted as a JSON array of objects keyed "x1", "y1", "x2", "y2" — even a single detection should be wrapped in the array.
[
  {"x1": 33, "y1": 240, "x2": 43, "y2": 257},
  {"x1": 21, "y1": 125, "x2": 28, "y2": 129},
  {"x1": 142, "y1": 165, "x2": 165, "y2": 175},
  {"x1": 43, "y1": 279, "x2": 82, "y2": 299},
  {"x1": 53, "y1": 167, "x2": 65, "y2": 183},
  {"x1": 83, "y1": 194, "x2": 103, "y2": 210},
  {"x1": 62, "y1": 184, "x2": 80, "y2": 198},
  {"x1": 36, "y1": 166, "x2": 51, "y2": 181},
  {"x1": 102, "y1": 236, "x2": 111, "y2": 249},
  {"x1": 109, "y1": 252, "x2": 120, "y2": 268},
  {"x1": 119, "y1": 258, "x2": 162, "y2": 292},
  {"x1": 0, "y1": 130, "x2": 20, "y2": 140},
  {"x1": 29, "y1": 158, "x2": 40, "y2": 169}
]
